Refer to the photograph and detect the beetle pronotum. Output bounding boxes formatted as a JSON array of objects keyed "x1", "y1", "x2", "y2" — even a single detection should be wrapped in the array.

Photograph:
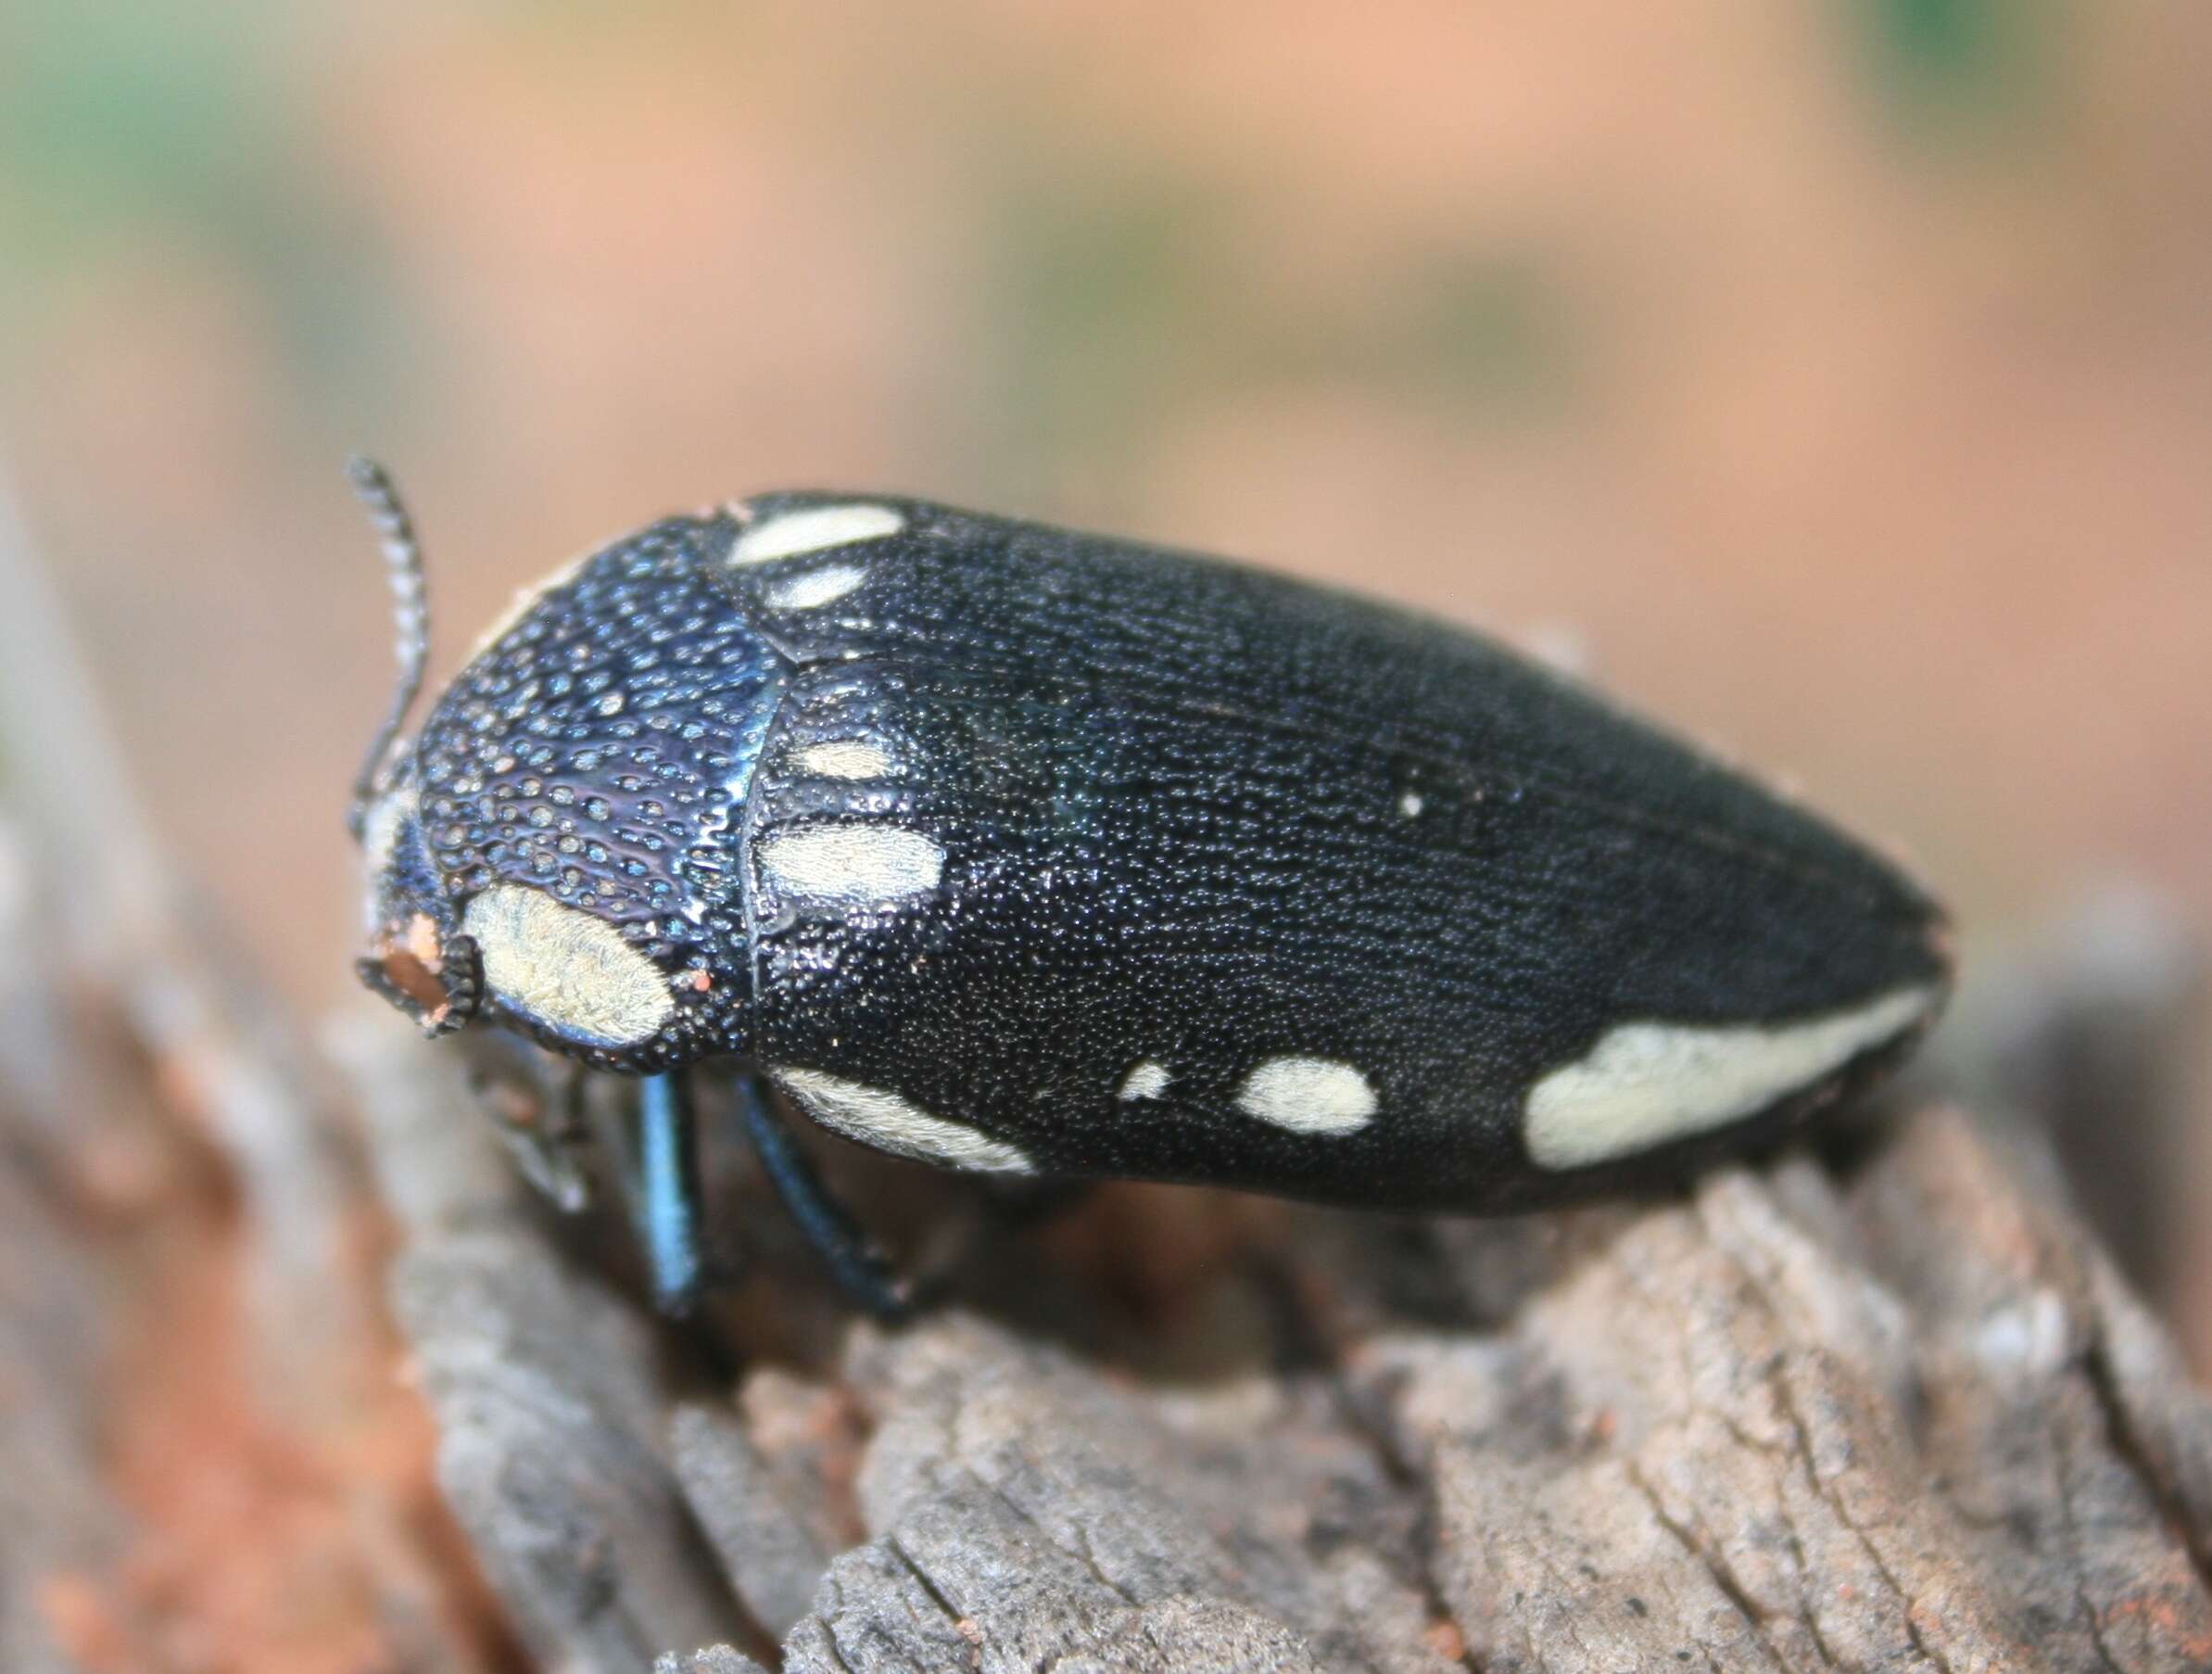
[{"x1": 349, "y1": 464, "x2": 1950, "y2": 1315}]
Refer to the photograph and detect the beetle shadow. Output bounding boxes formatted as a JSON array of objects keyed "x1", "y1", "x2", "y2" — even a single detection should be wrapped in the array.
[
  {"x1": 505, "y1": 1062, "x2": 1925, "y2": 1401},
  {"x1": 678, "y1": 1130, "x2": 1596, "y2": 1390}
]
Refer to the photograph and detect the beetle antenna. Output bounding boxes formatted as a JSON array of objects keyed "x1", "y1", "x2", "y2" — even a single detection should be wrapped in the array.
[{"x1": 346, "y1": 455, "x2": 431, "y2": 840}]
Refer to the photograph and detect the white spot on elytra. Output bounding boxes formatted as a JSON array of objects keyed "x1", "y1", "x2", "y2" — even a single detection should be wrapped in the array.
[
  {"x1": 774, "y1": 1067, "x2": 1033, "y2": 1173},
  {"x1": 762, "y1": 563, "x2": 866, "y2": 611},
  {"x1": 1117, "y1": 1060, "x2": 1170, "y2": 1101},
  {"x1": 1234, "y1": 1057, "x2": 1378, "y2": 1135},
  {"x1": 758, "y1": 823, "x2": 944, "y2": 902},
  {"x1": 462, "y1": 883, "x2": 675, "y2": 1046},
  {"x1": 790, "y1": 740, "x2": 893, "y2": 780},
  {"x1": 1398, "y1": 791, "x2": 1424, "y2": 818},
  {"x1": 729, "y1": 503, "x2": 904, "y2": 565},
  {"x1": 1523, "y1": 984, "x2": 1940, "y2": 1171}
]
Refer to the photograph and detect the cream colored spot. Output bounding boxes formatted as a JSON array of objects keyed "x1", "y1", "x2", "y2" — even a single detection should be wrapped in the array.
[
  {"x1": 758, "y1": 823, "x2": 944, "y2": 901},
  {"x1": 461, "y1": 884, "x2": 675, "y2": 1046},
  {"x1": 1116, "y1": 1060, "x2": 1170, "y2": 1101},
  {"x1": 729, "y1": 503, "x2": 905, "y2": 565},
  {"x1": 773, "y1": 1067, "x2": 1033, "y2": 1173},
  {"x1": 1234, "y1": 1057, "x2": 1378, "y2": 1135},
  {"x1": 361, "y1": 785, "x2": 419, "y2": 874},
  {"x1": 1523, "y1": 984, "x2": 1940, "y2": 1171},
  {"x1": 762, "y1": 563, "x2": 866, "y2": 611},
  {"x1": 790, "y1": 740, "x2": 893, "y2": 780},
  {"x1": 1398, "y1": 791, "x2": 1424, "y2": 818}
]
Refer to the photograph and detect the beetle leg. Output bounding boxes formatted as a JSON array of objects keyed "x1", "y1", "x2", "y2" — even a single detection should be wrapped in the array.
[
  {"x1": 733, "y1": 1071, "x2": 911, "y2": 1321},
  {"x1": 628, "y1": 1071, "x2": 707, "y2": 1316}
]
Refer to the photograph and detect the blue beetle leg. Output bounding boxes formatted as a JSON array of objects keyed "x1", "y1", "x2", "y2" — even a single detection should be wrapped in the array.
[
  {"x1": 632, "y1": 1071, "x2": 706, "y2": 1316},
  {"x1": 733, "y1": 1072, "x2": 911, "y2": 1321}
]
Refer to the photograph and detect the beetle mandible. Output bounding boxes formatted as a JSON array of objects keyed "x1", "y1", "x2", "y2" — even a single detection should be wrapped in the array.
[{"x1": 348, "y1": 462, "x2": 1951, "y2": 1315}]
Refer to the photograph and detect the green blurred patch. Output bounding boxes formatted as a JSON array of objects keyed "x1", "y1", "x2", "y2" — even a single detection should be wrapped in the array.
[
  {"x1": 973, "y1": 153, "x2": 1574, "y2": 489},
  {"x1": 976, "y1": 165, "x2": 1237, "y2": 478},
  {"x1": 0, "y1": 1, "x2": 406, "y2": 419},
  {"x1": 0, "y1": 4, "x2": 288, "y2": 263},
  {"x1": 1850, "y1": 0, "x2": 2057, "y2": 137},
  {"x1": 1367, "y1": 253, "x2": 1573, "y2": 413}
]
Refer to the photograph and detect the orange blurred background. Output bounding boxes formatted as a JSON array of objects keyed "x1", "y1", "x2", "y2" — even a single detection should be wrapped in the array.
[{"x1": 4, "y1": 2, "x2": 2208, "y2": 1315}]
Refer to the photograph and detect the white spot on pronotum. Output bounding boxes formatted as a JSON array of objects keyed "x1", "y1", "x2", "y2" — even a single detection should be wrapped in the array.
[
  {"x1": 790, "y1": 740, "x2": 893, "y2": 780},
  {"x1": 728, "y1": 503, "x2": 905, "y2": 565},
  {"x1": 1234, "y1": 1057, "x2": 1379, "y2": 1135},
  {"x1": 462, "y1": 883, "x2": 676, "y2": 1046},
  {"x1": 758, "y1": 823, "x2": 944, "y2": 902},
  {"x1": 762, "y1": 563, "x2": 866, "y2": 611},
  {"x1": 1523, "y1": 984, "x2": 1940, "y2": 1171},
  {"x1": 773, "y1": 1067, "x2": 1034, "y2": 1173},
  {"x1": 360, "y1": 786, "x2": 419, "y2": 874},
  {"x1": 1398, "y1": 791, "x2": 1424, "y2": 818},
  {"x1": 1116, "y1": 1060, "x2": 1170, "y2": 1101},
  {"x1": 359, "y1": 787, "x2": 421, "y2": 935}
]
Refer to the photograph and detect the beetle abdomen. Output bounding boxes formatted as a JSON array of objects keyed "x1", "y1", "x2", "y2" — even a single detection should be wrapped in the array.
[{"x1": 720, "y1": 494, "x2": 1947, "y2": 1209}]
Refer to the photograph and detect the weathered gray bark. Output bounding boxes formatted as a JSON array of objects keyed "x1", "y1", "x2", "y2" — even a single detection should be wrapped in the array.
[
  {"x1": 0, "y1": 466, "x2": 499, "y2": 1671},
  {"x1": 345, "y1": 1010, "x2": 2212, "y2": 1674},
  {"x1": 0, "y1": 1041, "x2": 124, "y2": 1674}
]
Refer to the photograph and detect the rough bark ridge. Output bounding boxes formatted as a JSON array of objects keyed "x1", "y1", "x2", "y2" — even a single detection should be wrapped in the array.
[{"x1": 349, "y1": 1012, "x2": 2212, "y2": 1674}]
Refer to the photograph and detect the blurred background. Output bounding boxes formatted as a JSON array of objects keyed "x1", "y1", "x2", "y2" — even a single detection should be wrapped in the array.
[
  {"x1": 2, "y1": 0, "x2": 2209, "y2": 1624},
  {"x1": 8, "y1": 0, "x2": 2212, "y2": 997}
]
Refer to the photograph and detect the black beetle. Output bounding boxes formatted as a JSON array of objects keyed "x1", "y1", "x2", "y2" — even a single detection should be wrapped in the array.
[{"x1": 348, "y1": 462, "x2": 1950, "y2": 1315}]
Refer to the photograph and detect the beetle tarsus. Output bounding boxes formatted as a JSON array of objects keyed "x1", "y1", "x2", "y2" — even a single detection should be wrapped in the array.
[{"x1": 733, "y1": 1072, "x2": 911, "y2": 1321}]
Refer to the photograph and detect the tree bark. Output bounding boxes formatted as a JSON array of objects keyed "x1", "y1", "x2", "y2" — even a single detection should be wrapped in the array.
[{"x1": 344, "y1": 1024, "x2": 2212, "y2": 1674}]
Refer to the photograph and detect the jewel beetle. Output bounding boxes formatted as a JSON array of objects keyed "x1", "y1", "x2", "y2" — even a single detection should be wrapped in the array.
[{"x1": 348, "y1": 461, "x2": 1951, "y2": 1316}]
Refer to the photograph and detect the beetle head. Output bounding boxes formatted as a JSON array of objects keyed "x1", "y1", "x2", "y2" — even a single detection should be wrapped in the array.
[{"x1": 347, "y1": 465, "x2": 778, "y2": 1067}]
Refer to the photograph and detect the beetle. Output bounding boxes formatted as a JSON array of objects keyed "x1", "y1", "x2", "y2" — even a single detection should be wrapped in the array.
[{"x1": 348, "y1": 460, "x2": 1951, "y2": 1317}]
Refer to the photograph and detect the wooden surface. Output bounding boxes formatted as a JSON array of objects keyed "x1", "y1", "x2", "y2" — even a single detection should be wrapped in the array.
[{"x1": 347, "y1": 1032, "x2": 2212, "y2": 1674}]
